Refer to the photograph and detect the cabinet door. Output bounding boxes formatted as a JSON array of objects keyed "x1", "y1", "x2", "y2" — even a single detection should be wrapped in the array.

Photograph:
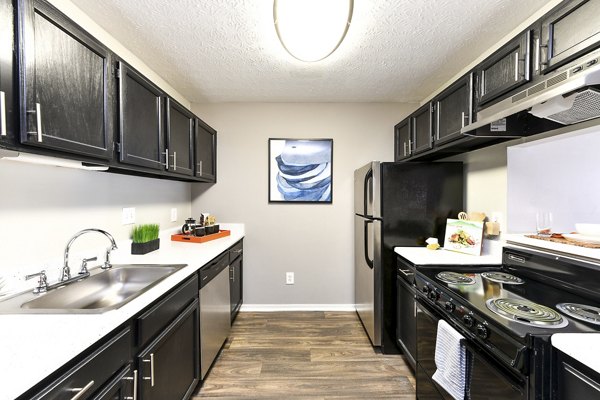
[
  {"x1": 165, "y1": 98, "x2": 193, "y2": 176},
  {"x1": 117, "y1": 61, "x2": 165, "y2": 170},
  {"x1": 91, "y1": 365, "x2": 136, "y2": 400},
  {"x1": 555, "y1": 351, "x2": 600, "y2": 400},
  {"x1": 396, "y1": 277, "x2": 416, "y2": 370},
  {"x1": 194, "y1": 119, "x2": 216, "y2": 181},
  {"x1": 138, "y1": 301, "x2": 200, "y2": 400},
  {"x1": 411, "y1": 104, "x2": 433, "y2": 154},
  {"x1": 230, "y1": 256, "x2": 243, "y2": 321},
  {"x1": 541, "y1": 0, "x2": 600, "y2": 73},
  {"x1": 477, "y1": 30, "x2": 531, "y2": 106},
  {"x1": 434, "y1": 73, "x2": 473, "y2": 145},
  {"x1": 18, "y1": 0, "x2": 113, "y2": 159},
  {"x1": 394, "y1": 119, "x2": 411, "y2": 161},
  {"x1": 0, "y1": 0, "x2": 14, "y2": 143}
]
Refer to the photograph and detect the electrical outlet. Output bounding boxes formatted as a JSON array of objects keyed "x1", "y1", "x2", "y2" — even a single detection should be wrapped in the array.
[
  {"x1": 286, "y1": 272, "x2": 294, "y2": 285},
  {"x1": 170, "y1": 208, "x2": 177, "y2": 222},
  {"x1": 122, "y1": 207, "x2": 135, "y2": 225}
]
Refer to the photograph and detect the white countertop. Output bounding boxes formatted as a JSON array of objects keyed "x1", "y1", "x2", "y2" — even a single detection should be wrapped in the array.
[
  {"x1": 505, "y1": 233, "x2": 600, "y2": 264},
  {"x1": 0, "y1": 224, "x2": 244, "y2": 400},
  {"x1": 552, "y1": 333, "x2": 600, "y2": 374},
  {"x1": 394, "y1": 241, "x2": 503, "y2": 266}
]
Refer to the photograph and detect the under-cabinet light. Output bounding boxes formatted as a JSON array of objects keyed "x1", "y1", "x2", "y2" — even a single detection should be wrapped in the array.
[
  {"x1": 273, "y1": 0, "x2": 353, "y2": 62},
  {"x1": 0, "y1": 150, "x2": 108, "y2": 171}
]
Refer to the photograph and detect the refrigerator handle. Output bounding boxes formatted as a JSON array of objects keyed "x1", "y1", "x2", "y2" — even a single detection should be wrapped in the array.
[
  {"x1": 363, "y1": 169, "x2": 373, "y2": 217},
  {"x1": 364, "y1": 220, "x2": 374, "y2": 269}
]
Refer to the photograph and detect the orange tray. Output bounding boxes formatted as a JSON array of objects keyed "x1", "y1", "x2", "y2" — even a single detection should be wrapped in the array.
[{"x1": 171, "y1": 230, "x2": 231, "y2": 243}]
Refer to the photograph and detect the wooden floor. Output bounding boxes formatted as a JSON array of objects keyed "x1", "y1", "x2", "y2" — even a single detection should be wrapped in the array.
[{"x1": 193, "y1": 311, "x2": 416, "y2": 399}]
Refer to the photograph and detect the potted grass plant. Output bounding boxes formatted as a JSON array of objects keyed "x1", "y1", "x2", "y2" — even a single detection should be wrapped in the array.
[{"x1": 131, "y1": 224, "x2": 160, "y2": 255}]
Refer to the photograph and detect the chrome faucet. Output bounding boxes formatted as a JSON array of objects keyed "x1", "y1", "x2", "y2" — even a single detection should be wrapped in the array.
[{"x1": 63, "y1": 229, "x2": 118, "y2": 281}]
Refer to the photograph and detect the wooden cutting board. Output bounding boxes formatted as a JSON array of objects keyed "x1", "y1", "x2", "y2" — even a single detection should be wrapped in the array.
[{"x1": 525, "y1": 234, "x2": 600, "y2": 249}]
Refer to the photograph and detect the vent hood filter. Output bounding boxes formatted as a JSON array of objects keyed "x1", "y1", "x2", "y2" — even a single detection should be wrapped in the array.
[{"x1": 530, "y1": 88, "x2": 600, "y2": 125}]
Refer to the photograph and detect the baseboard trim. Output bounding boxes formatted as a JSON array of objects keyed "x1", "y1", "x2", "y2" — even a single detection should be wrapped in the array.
[{"x1": 240, "y1": 304, "x2": 356, "y2": 312}]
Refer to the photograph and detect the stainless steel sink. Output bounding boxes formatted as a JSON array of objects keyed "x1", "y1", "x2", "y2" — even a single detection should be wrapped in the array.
[{"x1": 0, "y1": 264, "x2": 186, "y2": 314}]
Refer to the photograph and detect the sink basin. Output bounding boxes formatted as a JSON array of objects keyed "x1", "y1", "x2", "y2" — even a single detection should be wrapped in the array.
[{"x1": 1, "y1": 264, "x2": 186, "y2": 314}]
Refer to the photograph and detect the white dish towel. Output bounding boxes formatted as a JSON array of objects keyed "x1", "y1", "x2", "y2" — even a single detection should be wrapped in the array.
[{"x1": 432, "y1": 319, "x2": 469, "y2": 400}]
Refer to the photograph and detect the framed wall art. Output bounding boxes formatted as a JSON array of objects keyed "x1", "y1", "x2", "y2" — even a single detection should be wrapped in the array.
[{"x1": 268, "y1": 138, "x2": 333, "y2": 203}]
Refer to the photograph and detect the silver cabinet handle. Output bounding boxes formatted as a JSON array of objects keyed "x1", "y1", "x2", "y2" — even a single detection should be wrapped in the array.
[
  {"x1": 436, "y1": 102, "x2": 441, "y2": 140},
  {"x1": 69, "y1": 380, "x2": 95, "y2": 400},
  {"x1": 173, "y1": 151, "x2": 177, "y2": 171},
  {"x1": 514, "y1": 52, "x2": 520, "y2": 81},
  {"x1": 163, "y1": 148, "x2": 169, "y2": 169},
  {"x1": 230, "y1": 265, "x2": 235, "y2": 281},
  {"x1": 408, "y1": 139, "x2": 412, "y2": 155},
  {"x1": 403, "y1": 141, "x2": 406, "y2": 157},
  {"x1": 35, "y1": 103, "x2": 43, "y2": 142},
  {"x1": 143, "y1": 353, "x2": 155, "y2": 387},
  {"x1": 0, "y1": 91, "x2": 6, "y2": 136},
  {"x1": 124, "y1": 369, "x2": 138, "y2": 400},
  {"x1": 461, "y1": 111, "x2": 468, "y2": 129},
  {"x1": 197, "y1": 160, "x2": 202, "y2": 176},
  {"x1": 534, "y1": 38, "x2": 540, "y2": 72},
  {"x1": 414, "y1": 301, "x2": 417, "y2": 318}
]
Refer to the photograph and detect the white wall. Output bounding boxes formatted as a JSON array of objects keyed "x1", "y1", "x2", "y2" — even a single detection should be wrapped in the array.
[
  {"x1": 0, "y1": 160, "x2": 191, "y2": 275},
  {"x1": 190, "y1": 103, "x2": 413, "y2": 308}
]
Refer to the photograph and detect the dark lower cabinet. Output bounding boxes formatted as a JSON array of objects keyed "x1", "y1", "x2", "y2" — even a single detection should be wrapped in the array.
[
  {"x1": 396, "y1": 274, "x2": 416, "y2": 370},
  {"x1": 166, "y1": 98, "x2": 194, "y2": 177},
  {"x1": 91, "y1": 365, "x2": 135, "y2": 400},
  {"x1": 18, "y1": 0, "x2": 113, "y2": 160},
  {"x1": 554, "y1": 350, "x2": 600, "y2": 400},
  {"x1": 117, "y1": 60, "x2": 165, "y2": 170},
  {"x1": 0, "y1": 0, "x2": 14, "y2": 144},
  {"x1": 229, "y1": 240, "x2": 243, "y2": 322},
  {"x1": 138, "y1": 301, "x2": 200, "y2": 400},
  {"x1": 24, "y1": 328, "x2": 132, "y2": 400},
  {"x1": 195, "y1": 118, "x2": 217, "y2": 182}
]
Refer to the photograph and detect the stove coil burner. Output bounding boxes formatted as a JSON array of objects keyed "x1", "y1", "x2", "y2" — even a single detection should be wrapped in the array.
[
  {"x1": 486, "y1": 298, "x2": 568, "y2": 328},
  {"x1": 557, "y1": 303, "x2": 600, "y2": 326},
  {"x1": 435, "y1": 271, "x2": 475, "y2": 285},
  {"x1": 481, "y1": 272, "x2": 524, "y2": 285}
]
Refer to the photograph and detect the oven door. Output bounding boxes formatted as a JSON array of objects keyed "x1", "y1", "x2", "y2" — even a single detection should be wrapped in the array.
[{"x1": 416, "y1": 298, "x2": 527, "y2": 400}]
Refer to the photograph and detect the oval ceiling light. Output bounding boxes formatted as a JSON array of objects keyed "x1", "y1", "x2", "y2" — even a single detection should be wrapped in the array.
[{"x1": 273, "y1": 0, "x2": 353, "y2": 62}]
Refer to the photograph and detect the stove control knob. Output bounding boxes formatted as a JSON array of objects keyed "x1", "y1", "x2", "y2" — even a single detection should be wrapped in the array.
[
  {"x1": 444, "y1": 301, "x2": 455, "y2": 312},
  {"x1": 463, "y1": 315, "x2": 474, "y2": 327},
  {"x1": 422, "y1": 285, "x2": 430, "y2": 294},
  {"x1": 427, "y1": 290, "x2": 439, "y2": 301},
  {"x1": 476, "y1": 324, "x2": 489, "y2": 339}
]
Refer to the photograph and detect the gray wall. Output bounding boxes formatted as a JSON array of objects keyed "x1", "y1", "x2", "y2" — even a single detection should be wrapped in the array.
[{"x1": 191, "y1": 103, "x2": 414, "y2": 308}]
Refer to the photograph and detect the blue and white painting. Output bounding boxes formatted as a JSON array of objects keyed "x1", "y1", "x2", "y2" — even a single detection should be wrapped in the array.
[{"x1": 269, "y1": 139, "x2": 333, "y2": 203}]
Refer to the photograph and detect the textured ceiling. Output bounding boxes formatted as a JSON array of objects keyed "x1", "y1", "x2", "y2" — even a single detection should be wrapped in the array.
[{"x1": 70, "y1": 0, "x2": 549, "y2": 103}]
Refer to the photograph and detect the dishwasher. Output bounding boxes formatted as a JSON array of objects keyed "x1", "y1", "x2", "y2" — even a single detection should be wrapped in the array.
[{"x1": 199, "y1": 253, "x2": 231, "y2": 379}]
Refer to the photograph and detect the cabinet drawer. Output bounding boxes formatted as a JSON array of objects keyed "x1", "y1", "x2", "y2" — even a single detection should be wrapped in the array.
[
  {"x1": 229, "y1": 240, "x2": 243, "y2": 263},
  {"x1": 136, "y1": 274, "x2": 198, "y2": 347},
  {"x1": 31, "y1": 328, "x2": 132, "y2": 400}
]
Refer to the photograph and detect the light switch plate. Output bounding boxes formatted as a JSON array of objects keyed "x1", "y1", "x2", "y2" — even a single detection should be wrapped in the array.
[
  {"x1": 286, "y1": 272, "x2": 294, "y2": 285},
  {"x1": 122, "y1": 207, "x2": 135, "y2": 225},
  {"x1": 170, "y1": 208, "x2": 177, "y2": 222}
]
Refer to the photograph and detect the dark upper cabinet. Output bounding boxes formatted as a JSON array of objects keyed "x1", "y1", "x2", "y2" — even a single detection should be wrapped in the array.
[
  {"x1": 476, "y1": 30, "x2": 532, "y2": 107},
  {"x1": 0, "y1": 0, "x2": 14, "y2": 143},
  {"x1": 394, "y1": 119, "x2": 411, "y2": 161},
  {"x1": 117, "y1": 61, "x2": 165, "y2": 170},
  {"x1": 137, "y1": 301, "x2": 199, "y2": 400},
  {"x1": 434, "y1": 73, "x2": 473, "y2": 145},
  {"x1": 165, "y1": 98, "x2": 194, "y2": 176},
  {"x1": 17, "y1": 0, "x2": 113, "y2": 160},
  {"x1": 194, "y1": 118, "x2": 216, "y2": 182},
  {"x1": 540, "y1": 0, "x2": 600, "y2": 74},
  {"x1": 411, "y1": 103, "x2": 433, "y2": 154}
]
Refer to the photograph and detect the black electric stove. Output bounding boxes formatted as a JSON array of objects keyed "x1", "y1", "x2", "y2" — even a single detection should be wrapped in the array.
[{"x1": 413, "y1": 246, "x2": 600, "y2": 400}]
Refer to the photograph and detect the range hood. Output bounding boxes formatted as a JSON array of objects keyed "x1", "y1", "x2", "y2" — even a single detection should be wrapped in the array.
[{"x1": 462, "y1": 50, "x2": 600, "y2": 136}]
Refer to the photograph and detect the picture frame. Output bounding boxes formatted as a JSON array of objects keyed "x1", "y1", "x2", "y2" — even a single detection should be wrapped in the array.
[
  {"x1": 443, "y1": 218, "x2": 484, "y2": 256},
  {"x1": 268, "y1": 138, "x2": 333, "y2": 203}
]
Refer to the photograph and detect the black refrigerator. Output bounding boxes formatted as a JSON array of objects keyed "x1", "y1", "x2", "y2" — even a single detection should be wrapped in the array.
[{"x1": 354, "y1": 161, "x2": 463, "y2": 353}]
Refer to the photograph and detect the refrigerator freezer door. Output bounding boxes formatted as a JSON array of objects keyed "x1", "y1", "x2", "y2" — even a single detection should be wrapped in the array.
[
  {"x1": 354, "y1": 215, "x2": 381, "y2": 346},
  {"x1": 354, "y1": 161, "x2": 381, "y2": 218}
]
